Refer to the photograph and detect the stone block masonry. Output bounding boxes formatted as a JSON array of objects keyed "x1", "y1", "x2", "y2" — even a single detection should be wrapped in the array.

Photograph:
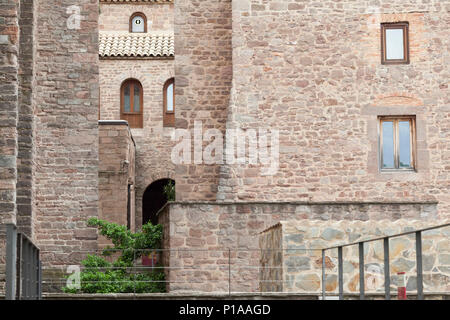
[
  {"x1": 99, "y1": 2, "x2": 174, "y2": 32},
  {"x1": 216, "y1": 0, "x2": 450, "y2": 212},
  {"x1": 158, "y1": 201, "x2": 438, "y2": 293},
  {"x1": 99, "y1": 58, "x2": 175, "y2": 230},
  {"x1": 33, "y1": 0, "x2": 100, "y2": 267},
  {"x1": 0, "y1": 0, "x2": 20, "y2": 295},
  {"x1": 16, "y1": 0, "x2": 36, "y2": 238},
  {"x1": 98, "y1": 1, "x2": 175, "y2": 230},
  {"x1": 99, "y1": 121, "x2": 136, "y2": 247},
  {"x1": 174, "y1": 0, "x2": 233, "y2": 201},
  {"x1": 0, "y1": 0, "x2": 19, "y2": 226},
  {"x1": 260, "y1": 220, "x2": 450, "y2": 294}
]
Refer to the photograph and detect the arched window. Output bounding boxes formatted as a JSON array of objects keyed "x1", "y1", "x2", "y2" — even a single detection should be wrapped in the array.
[
  {"x1": 130, "y1": 12, "x2": 147, "y2": 33},
  {"x1": 163, "y1": 78, "x2": 175, "y2": 127},
  {"x1": 121, "y1": 79, "x2": 143, "y2": 128}
]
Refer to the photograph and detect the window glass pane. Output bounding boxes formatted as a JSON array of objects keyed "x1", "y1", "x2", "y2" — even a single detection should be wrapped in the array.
[
  {"x1": 134, "y1": 84, "x2": 140, "y2": 112},
  {"x1": 124, "y1": 85, "x2": 130, "y2": 112},
  {"x1": 166, "y1": 82, "x2": 174, "y2": 112},
  {"x1": 132, "y1": 15, "x2": 145, "y2": 33},
  {"x1": 386, "y1": 28, "x2": 404, "y2": 60},
  {"x1": 398, "y1": 121, "x2": 411, "y2": 168},
  {"x1": 382, "y1": 121, "x2": 395, "y2": 168}
]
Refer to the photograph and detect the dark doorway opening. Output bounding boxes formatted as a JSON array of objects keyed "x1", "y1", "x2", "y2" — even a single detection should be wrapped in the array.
[{"x1": 142, "y1": 179, "x2": 174, "y2": 225}]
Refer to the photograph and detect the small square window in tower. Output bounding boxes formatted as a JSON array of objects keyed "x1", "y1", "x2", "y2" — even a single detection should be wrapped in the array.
[{"x1": 381, "y1": 22, "x2": 410, "y2": 65}]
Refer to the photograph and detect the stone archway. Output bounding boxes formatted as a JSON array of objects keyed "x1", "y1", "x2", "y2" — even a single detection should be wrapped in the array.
[{"x1": 142, "y1": 178, "x2": 175, "y2": 225}]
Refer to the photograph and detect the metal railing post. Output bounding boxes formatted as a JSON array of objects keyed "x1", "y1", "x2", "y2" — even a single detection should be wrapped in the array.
[
  {"x1": 321, "y1": 249, "x2": 326, "y2": 300},
  {"x1": 228, "y1": 248, "x2": 231, "y2": 296},
  {"x1": 5, "y1": 224, "x2": 17, "y2": 300},
  {"x1": 416, "y1": 231, "x2": 423, "y2": 300},
  {"x1": 359, "y1": 242, "x2": 365, "y2": 300},
  {"x1": 338, "y1": 247, "x2": 343, "y2": 300},
  {"x1": 384, "y1": 237, "x2": 390, "y2": 300},
  {"x1": 16, "y1": 233, "x2": 22, "y2": 299},
  {"x1": 38, "y1": 260, "x2": 42, "y2": 300},
  {"x1": 32, "y1": 246, "x2": 38, "y2": 299},
  {"x1": 133, "y1": 249, "x2": 136, "y2": 296},
  {"x1": 24, "y1": 240, "x2": 29, "y2": 299}
]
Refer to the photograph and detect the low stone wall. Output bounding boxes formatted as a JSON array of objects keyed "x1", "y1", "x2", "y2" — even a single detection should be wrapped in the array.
[
  {"x1": 157, "y1": 201, "x2": 441, "y2": 293},
  {"x1": 259, "y1": 220, "x2": 450, "y2": 294}
]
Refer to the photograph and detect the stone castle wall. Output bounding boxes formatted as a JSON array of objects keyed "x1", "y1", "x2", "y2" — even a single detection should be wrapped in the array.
[
  {"x1": 16, "y1": 0, "x2": 36, "y2": 238},
  {"x1": 173, "y1": 0, "x2": 450, "y2": 221},
  {"x1": 174, "y1": 0, "x2": 233, "y2": 201},
  {"x1": 159, "y1": 201, "x2": 438, "y2": 293},
  {"x1": 0, "y1": 0, "x2": 20, "y2": 295},
  {"x1": 216, "y1": 0, "x2": 450, "y2": 214},
  {"x1": 260, "y1": 220, "x2": 450, "y2": 294},
  {"x1": 33, "y1": 0, "x2": 100, "y2": 267},
  {"x1": 99, "y1": 121, "x2": 136, "y2": 247}
]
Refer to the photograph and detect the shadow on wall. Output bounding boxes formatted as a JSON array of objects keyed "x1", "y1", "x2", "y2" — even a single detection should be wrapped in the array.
[{"x1": 142, "y1": 179, "x2": 175, "y2": 225}]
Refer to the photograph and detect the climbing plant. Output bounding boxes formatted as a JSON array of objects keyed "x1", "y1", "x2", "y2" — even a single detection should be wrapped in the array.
[{"x1": 163, "y1": 180, "x2": 175, "y2": 201}]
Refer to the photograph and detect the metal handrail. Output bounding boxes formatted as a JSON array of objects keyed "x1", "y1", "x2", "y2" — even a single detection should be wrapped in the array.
[
  {"x1": 321, "y1": 222, "x2": 450, "y2": 301},
  {"x1": 5, "y1": 224, "x2": 42, "y2": 300},
  {"x1": 322, "y1": 222, "x2": 450, "y2": 251}
]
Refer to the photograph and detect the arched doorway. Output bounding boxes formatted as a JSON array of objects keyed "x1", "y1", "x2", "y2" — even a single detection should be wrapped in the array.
[{"x1": 142, "y1": 179, "x2": 175, "y2": 225}]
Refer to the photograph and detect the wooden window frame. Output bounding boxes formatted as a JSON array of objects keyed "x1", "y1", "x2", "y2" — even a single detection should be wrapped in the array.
[
  {"x1": 130, "y1": 12, "x2": 147, "y2": 33},
  {"x1": 163, "y1": 78, "x2": 175, "y2": 127},
  {"x1": 381, "y1": 22, "x2": 410, "y2": 65},
  {"x1": 379, "y1": 116, "x2": 416, "y2": 172},
  {"x1": 120, "y1": 79, "x2": 143, "y2": 128}
]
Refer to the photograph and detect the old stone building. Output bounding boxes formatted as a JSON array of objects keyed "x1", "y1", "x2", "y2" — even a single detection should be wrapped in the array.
[
  {"x1": 0, "y1": 0, "x2": 449, "y2": 295},
  {"x1": 161, "y1": 0, "x2": 450, "y2": 293},
  {"x1": 98, "y1": 0, "x2": 175, "y2": 232}
]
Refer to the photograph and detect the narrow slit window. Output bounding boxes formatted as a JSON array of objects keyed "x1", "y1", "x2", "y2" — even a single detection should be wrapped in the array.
[
  {"x1": 379, "y1": 117, "x2": 416, "y2": 171},
  {"x1": 381, "y1": 22, "x2": 409, "y2": 64},
  {"x1": 163, "y1": 78, "x2": 175, "y2": 127}
]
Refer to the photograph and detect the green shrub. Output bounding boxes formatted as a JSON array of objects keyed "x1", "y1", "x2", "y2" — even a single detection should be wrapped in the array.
[{"x1": 63, "y1": 219, "x2": 166, "y2": 294}]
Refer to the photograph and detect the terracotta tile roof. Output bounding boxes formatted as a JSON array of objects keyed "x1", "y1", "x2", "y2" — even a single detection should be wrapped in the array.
[
  {"x1": 99, "y1": 32, "x2": 174, "y2": 58},
  {"x1": 99, "y1": 0, "x2": 173, "y2": 3}
]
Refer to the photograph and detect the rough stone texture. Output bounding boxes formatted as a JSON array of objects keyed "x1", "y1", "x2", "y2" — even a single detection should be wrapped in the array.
[
  {"x1": 259, "y1": 223, "x2": 282, "y2": 292},
  {"x1": 173, "y1": 0, "x2": 450, "y2": 222},
  {"x1": 174, "y1": 0, "x2": 233, "y2": 200},
  {"x1": 0, "y1": 0, "x2": 20, "y2": 295},
  {"x1": 216, "y1": 1, "x2": 449, "y2": 211},
  {"x1": 16, "y1": 0, "x2": 36, "y2": 238},
  {"x1": 98, "y1": 122, "x2": 136, "y2": 247},
  {"x1": 0, "y1": 0, "x2": 19, "y2": 225},
  {"x1": 259, "y1": 220, "x2": 450, "y2": 294},
  {"x1": 33, "y1": 0, "x2": 100, "y2": 267},
  {"x1": 99, "y1": 2, "x2": 173, "y2": 32},
  {"x1": 158, "y1": 201, "x2": 438, "y2": 293},
  {"x1": 99, "y1": 2, "x2": 175, "y2": 230}
]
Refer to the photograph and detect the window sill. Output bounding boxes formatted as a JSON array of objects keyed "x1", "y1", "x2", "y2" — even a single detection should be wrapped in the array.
[{"x1": 379, "y1": 168, "x2": 416, "y2": 173}]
